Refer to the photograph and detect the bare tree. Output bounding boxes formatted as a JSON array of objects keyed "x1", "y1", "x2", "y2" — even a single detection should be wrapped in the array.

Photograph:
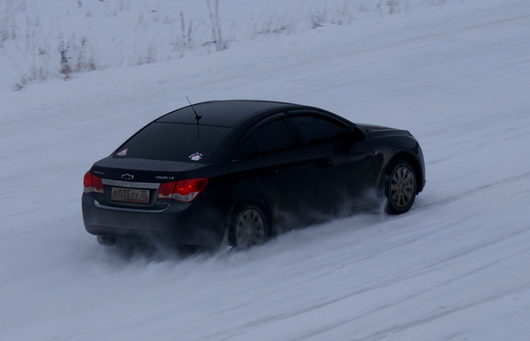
[{"x1": 205, "y1": 0, "x2": 227, "y2": 52}]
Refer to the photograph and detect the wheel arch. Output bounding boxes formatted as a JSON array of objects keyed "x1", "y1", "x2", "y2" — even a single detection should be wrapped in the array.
[
  {"x1": 382, "y1": 152, "x2": 423, "y2": 194},
  {"x1": 226, "y1": 194, "x2": 273, "y2": 246}
]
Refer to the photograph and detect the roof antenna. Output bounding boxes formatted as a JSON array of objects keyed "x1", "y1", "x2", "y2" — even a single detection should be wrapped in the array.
[
  {"x1": 187, "y1": 96, "x2": 201, "y2": 139},
  {"x1": 186, "y1": 96, "x2": 202, "y2": 121}
]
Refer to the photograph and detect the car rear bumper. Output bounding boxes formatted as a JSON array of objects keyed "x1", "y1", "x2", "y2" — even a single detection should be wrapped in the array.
[{"x1": 82, "y1": 194, "x2": 224, "y2": 245}]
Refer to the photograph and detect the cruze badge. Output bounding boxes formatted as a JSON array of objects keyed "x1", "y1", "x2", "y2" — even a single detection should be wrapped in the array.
[
  {"x1": 188, "y1": 152, "x2": 203, "y2": 161},
  {"x1": 121, "y1": 173, "x2": 134, "y2": 181}
]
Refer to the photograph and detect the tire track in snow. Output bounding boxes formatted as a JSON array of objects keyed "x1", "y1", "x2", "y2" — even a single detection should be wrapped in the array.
[
  {"x1": 291, "y1": 247, "x2": 530, "y2": 341},
  {"x1": 209, "y1": 225, "x2": 530, "y2": 341},
  {"x1": 417, "y1": 170, "x2": 530, "y2": 209},
  {"x1": 353, "y1": 281, "x2": 530, "y2": 341}
]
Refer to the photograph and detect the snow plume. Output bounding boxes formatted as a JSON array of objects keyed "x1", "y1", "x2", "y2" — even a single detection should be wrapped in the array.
[
  {"x1": 270, "y1": 188, "x2": 386, "y2": 240},
  {"x1": 1, "y1": 0, "x2": 467, "y2": 89}
]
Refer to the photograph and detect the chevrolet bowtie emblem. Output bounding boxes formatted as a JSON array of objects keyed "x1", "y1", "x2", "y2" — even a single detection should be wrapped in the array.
[{"x1": 121, "y1": 173, "x2": 134, "y2": 181}]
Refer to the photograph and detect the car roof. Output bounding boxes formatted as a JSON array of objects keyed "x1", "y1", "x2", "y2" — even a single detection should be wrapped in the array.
[{"x1": 156, "y1": 100, "x2": 299, "y2": 127}]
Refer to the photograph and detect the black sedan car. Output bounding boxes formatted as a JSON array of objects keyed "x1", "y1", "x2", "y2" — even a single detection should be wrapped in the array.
[{"x1": 82, "y1": 100, "x2": 425, "y2": 248}]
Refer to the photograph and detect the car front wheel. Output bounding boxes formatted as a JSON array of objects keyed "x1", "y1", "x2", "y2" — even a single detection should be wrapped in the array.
[{"x1": 385, "y1": 160, "x2": 417, "y2": 214}]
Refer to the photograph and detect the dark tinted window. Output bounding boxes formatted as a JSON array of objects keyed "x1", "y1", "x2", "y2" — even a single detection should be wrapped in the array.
[
  {"x1": 114, "y1": 122, "x2": 228, "y2": 162},
  {"x1": 252, "y1": 118, "x2": 296, "y2": 153},
  {"x1": 290, "y1": 115, "x2": 350, "y2": 145},
  {"x1": 238, "y1": 137, "x2": 258, "y2": 157}
]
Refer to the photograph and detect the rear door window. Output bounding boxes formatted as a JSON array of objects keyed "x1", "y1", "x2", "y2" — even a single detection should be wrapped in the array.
[
  {"x1": 251, "y1": 118, "x2": 296, "y2": 154},
  {"x1": 238, "y1": 118, "x2": 297, "y2": 158},
  {"x1": 115, "y1": 122, "x2": 228, "y2": 162}
]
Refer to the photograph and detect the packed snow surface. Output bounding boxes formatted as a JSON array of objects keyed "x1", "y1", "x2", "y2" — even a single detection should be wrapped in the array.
[{"x1": 1, "y1": 0, "x2": 530, "y2": 340}]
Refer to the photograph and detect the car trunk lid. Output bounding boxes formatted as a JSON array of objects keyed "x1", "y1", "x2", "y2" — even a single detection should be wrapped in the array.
[{"x1": 89, "y1": 157, "x2": 202, "y2": 209}]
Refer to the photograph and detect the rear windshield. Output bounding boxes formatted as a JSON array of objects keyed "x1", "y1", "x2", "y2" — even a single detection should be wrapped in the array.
[{"x1": 114, "y1": 122, "x2": 228, "y2": 162}]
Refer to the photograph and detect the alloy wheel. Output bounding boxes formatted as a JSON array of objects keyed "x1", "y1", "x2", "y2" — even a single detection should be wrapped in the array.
[
  {"x1": 235, "y1": 207, "x2": 266, "y2": 248},
  {"x1": 389, "y1": 165, "x2": 416, "y2": 209}
]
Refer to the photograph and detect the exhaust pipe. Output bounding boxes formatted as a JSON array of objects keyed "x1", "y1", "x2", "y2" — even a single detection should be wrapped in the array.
[{"x1": 97, "y1": 234, "x2": 116, "y2": 246}]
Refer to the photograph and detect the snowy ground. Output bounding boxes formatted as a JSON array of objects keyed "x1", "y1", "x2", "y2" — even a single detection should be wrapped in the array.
[{"x1": 1, "y1": 0, "x2": 530, "y2": 340}]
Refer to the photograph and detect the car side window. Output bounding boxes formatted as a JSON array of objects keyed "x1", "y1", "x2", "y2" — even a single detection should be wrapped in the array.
[
  {"x1": 290, "y1": 114, "x2": 351, "y2": 146},
  {"x1": 248, "y1": 118, "x2": 296, "y2": 154},
  {"x1": 238, "y1": 136, "x2": 258, "y2": 157}
]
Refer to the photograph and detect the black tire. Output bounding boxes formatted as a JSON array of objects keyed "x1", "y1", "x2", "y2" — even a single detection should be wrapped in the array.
[
  {"x1": 229, "y1": 203, "x2": 270, "y2": 249},
  {"x1": 385, "y1": 160, "x2": 417, "y2": 214}
]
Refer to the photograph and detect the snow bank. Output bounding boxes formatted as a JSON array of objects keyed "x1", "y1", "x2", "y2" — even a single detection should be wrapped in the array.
[{"x1": 2, "y1": 0, "x2": 466, "y2": 88}]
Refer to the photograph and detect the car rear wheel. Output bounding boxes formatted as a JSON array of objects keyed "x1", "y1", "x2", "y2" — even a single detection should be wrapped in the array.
[
  {"x1": 385, "y1": 160, "x2": 417, "y2": 214},
  {"x1": 230, "y1": 204, "x2": 269, "y2": 249}
]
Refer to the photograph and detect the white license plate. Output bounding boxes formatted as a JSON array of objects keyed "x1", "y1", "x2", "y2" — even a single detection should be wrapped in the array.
[{"x1": 111, "y1": 187, "x2": 150, "y2": 204}]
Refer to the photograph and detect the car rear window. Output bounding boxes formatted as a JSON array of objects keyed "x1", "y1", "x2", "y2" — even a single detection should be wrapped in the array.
[{"x1": 114, "y1": 122, "x2": 228, "y2": 162}]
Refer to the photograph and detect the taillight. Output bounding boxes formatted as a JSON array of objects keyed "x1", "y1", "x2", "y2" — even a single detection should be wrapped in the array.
[
  {"x1": 158, "y1": 178, "x2": 208, "y2": 202},
  {"x1": 83, "y1": 171, "x2": 104, "y2": 194}
]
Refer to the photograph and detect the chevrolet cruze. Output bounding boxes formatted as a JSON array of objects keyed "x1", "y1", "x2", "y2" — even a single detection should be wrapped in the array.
[{"x1": 82, "y1": 100, "x2": 425, "y2": 248}]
